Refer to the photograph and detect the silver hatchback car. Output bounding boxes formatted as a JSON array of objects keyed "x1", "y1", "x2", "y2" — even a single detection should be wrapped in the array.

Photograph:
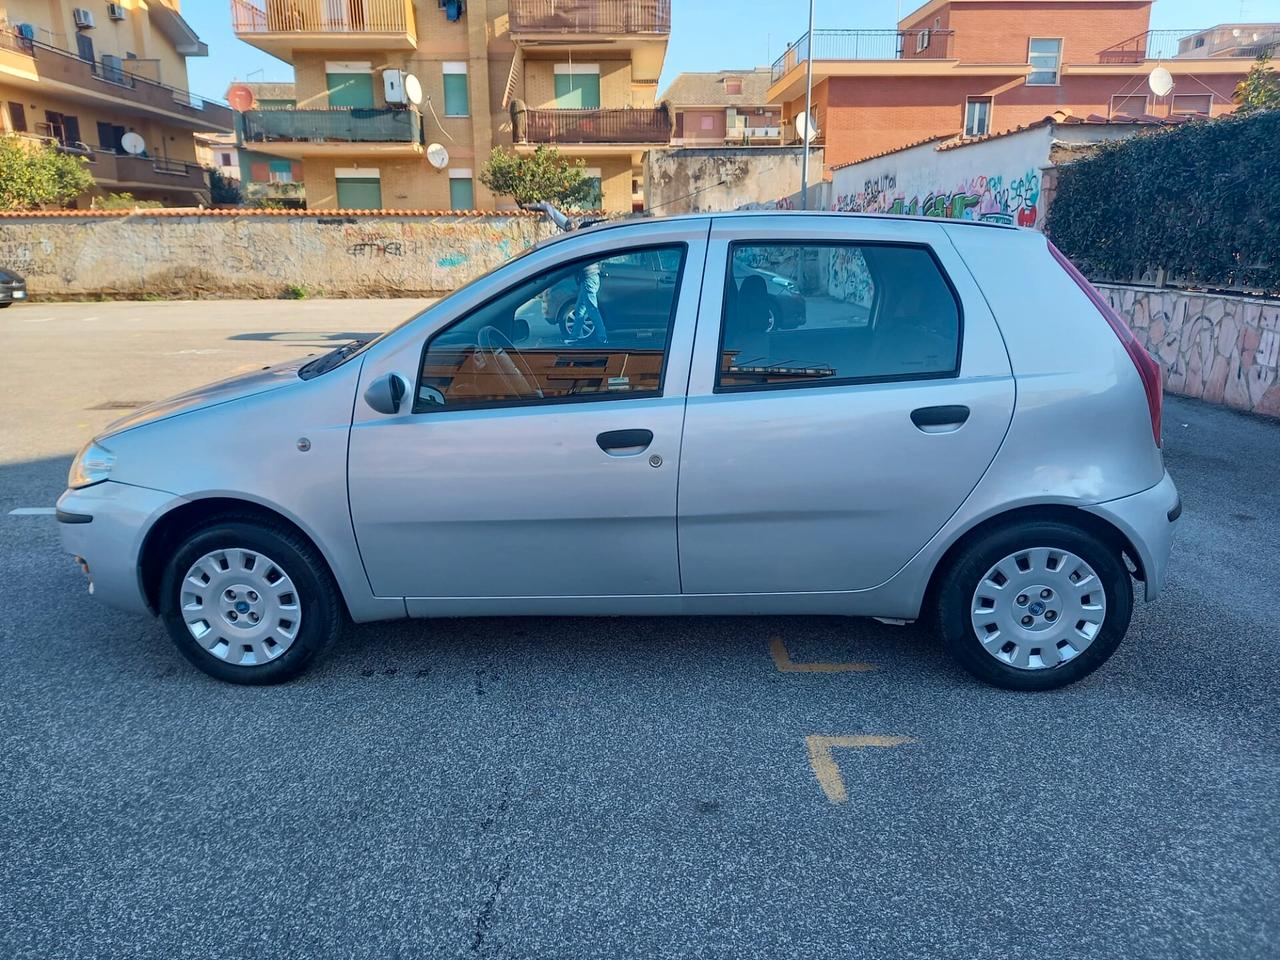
[{"x1": 59, "y1": 213, "x2": 1178, "y2": 690}]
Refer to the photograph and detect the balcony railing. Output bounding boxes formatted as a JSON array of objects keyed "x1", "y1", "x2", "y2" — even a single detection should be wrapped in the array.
[
  {"x1": 0, "y1": 30, "x2": 232, "y2": 129},
  {"x1": 231, "y1": 0, "x2": 413, "y2": 34},
  {"x1": 509, "y1": 0, "x2": 670, "y2": 35},
  {"x1": 240, "y1": 107, "x2": 421, "y2": 144},
  {"x1": 87, "y1": 149, "x2": 211, "y2": 193},
  {"x1": 1097, "y1": 27, "x2": 1280, "y2": 63},
  {"x1": 771, "y1": 28, "x2": 955, "y2": 82},
  {"x1": 516, "y1": 106, "x2": 671, "y2": 145}
]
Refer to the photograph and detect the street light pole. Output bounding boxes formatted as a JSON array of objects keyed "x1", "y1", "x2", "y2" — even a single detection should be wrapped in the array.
[{"x1": 800, "y1": 0, "x2": 816, "y2": 210}]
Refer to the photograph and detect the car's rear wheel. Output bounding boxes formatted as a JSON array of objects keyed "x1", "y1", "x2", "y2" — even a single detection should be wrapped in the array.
[
  {"x1": 936, "y1": 521, "x2": 1132, "y2": 690},
  {"x1": 159, "y1": 519, "x2": 342, "y2": 684},
  {"x1": 558, "y1": 300, "x2": 596, "y2": 340}
]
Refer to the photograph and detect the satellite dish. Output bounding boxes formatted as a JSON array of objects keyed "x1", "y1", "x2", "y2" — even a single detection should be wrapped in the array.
[
  {"x1": 404, "y1": 73, "x2": 423, "y2": 106},
  {"x1": 121, "y1": 132, "x2": 146, "y2": 156},
  {"x1": 1148, "y1": 66, "x2": 1174, "y2": 98},
  {"x1": 795, "y1": 110, "x2": 818, "y2": 142},
  {"x1": 227, "y1": 83, "x2": 256, "y2": 113},
  {"x1": 426, "y1": 142, "x2": 449, "y2": 169}
]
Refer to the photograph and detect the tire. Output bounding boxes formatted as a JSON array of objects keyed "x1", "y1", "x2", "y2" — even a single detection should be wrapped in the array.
[
  {"x1": 0, "y1": 301, "x2": 12, "y2": 308},
  {"x1": 557, "y1": 300, "x2": 595, "y2": 340},
  {"x1": 936, "y1": 521, "x2": 1133, "y2": 691},
  {"x1": 158, "y1": 518, "x2": 343, "y2": 684}
]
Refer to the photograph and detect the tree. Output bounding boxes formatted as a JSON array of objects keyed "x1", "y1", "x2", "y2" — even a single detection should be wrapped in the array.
[
  {"x1": 1233, "y1": 50, "x2": 1280, "y2": 113},
  {"x1": 0, "y1": 135, "x2": 95, "y2": 210},
  {"x1": 208, "y1": 167, "x2": 244, "y2": 205},
  {"x1": 479, "y1": 146, "x2": 598, "y2": 209}
]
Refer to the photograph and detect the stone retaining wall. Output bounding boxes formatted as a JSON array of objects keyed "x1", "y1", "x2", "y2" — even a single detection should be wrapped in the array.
[
  {"x1": 1100, "y1": 283, "x2": 1280, "y2": 419},
  {"x1": 0, "y1": 211, "x2": 559, "y2": 300}
]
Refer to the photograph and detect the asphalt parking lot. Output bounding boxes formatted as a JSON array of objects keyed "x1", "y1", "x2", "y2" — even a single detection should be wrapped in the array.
[{"x1": 1, "y1": 300, "x2": 1277, "y2": 959}]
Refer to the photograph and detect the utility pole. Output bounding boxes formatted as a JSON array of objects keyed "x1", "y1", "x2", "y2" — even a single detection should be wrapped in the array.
[{"x1": 800, "y1": 0, "x2": 816, "y2": 210}]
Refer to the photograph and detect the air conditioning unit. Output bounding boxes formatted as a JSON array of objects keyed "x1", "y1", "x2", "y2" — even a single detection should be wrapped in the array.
[
  {"x1": 107, "y1": 3, "x2": 126, "y2": 21},
  {"x1": 383, "y1": 68, "x2": 406, "y2": 105},
  {"x1": 73, "y1": 7, "x2": 95, "y2": 28}
]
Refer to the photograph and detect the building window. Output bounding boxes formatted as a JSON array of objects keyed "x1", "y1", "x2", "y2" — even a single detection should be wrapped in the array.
[
  {"x1": 443, "y1": 61, "x2": 469, "y2": 117},
  {"x1": 553, "y1": 63, "x2": 601, "y2": 109},
  {"x1": 268, "y1": 160, "x2": 294, "y2": 183},
  {"x1": 335, "y1": 167, "x2": 382, "y2": 209},
  {"x1": 8, "y1": 102, "x2": 26, "y2": 133},
  {"x1": 725, "y1": 77, "x2": 743, "y2": 96},
  {"x1": 964, "y1": 97, "x2": 991, "y2": 136},
  {"x1": 1171, "y1": 94, "x2": 1212, "y2": 116},
  {"x1": 915, "y1": 29, "x2": 931, "y2": 52},
  {"x1": 700, "y1": 115, "x2": 714, "y2": 131},
  {"x1": 325, "y1": 61, "x2": 375, "y2": 108},
  {"x1": 1027, "y1": 38, "x2": 1062, "y2": 85},
  {"x1": 220, "y1": 152, "x2": 233, "y2": 166},
  {"x1": 1110, "y1": 94, "x2": 1148, "y2": 118},
  {"x1": 449, "y1": 168, "x2": 474, "y2": 209}
]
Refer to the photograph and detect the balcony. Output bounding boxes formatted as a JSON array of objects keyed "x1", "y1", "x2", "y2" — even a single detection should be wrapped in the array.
[
  {"x1": 509, "y1": 0, "x2": 670, "y2": 36},
  {"x1": 231, "y1": 0, "x2": 417, "y2": 55},
  {"x1": 514, "y1": 106, "x2": 671, "y2": 147},
  {"x1": 87, "y1": 150, "x2": 212, "y2": 197},
  {"x1": 1098, "y1": 27, "x2": 1280, "y2": 63},
  {"x1": 239, "y1": 107, "x2": 422, "y2": 158},
  {"x1": 771, "y1": 28, "x2": 956, "y2": 83},
  {"x1": 0, "y1": 32, "x2": 232, "y2": 131}
]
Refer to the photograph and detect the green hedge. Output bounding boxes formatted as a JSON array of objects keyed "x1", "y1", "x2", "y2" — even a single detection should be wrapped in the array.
[{"x1": 1045, "y1": 111, "x2": 1279, "y2": 292}]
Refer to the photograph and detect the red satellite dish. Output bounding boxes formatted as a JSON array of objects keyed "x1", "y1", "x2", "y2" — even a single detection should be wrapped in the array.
[{"x1": 227, "y1": 84, "x2": 256, "y2": 112}]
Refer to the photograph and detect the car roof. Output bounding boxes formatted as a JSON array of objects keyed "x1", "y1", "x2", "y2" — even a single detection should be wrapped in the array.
[{"x1": 578, "y1": 209, "x2": 1020, "y2": 235}]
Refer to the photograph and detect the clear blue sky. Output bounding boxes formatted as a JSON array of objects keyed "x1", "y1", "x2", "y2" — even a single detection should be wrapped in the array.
[{"x1": 182, "y1": 0, "x2": 1280, "y2": 101}]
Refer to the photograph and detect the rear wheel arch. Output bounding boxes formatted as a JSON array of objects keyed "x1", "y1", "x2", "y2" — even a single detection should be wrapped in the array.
[
  {"x1": 139, "y1": 497, "x2": 347, "y2": 619},
  {"x1": 922, "y1": 504, "x2": 1145, "y2": 618}
]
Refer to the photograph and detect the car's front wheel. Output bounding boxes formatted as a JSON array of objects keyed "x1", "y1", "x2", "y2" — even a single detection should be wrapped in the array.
[
  {"x1": 159, "y1": 518, "x2": 342, "y2": 684},
  {"x1": 936, "y1": 521, "x2": 1133, "y2": 690}
]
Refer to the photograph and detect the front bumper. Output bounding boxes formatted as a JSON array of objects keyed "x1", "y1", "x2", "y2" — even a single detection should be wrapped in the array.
[
  {"x1": 1084, "y1": 470, "x2": 1180, "y2": 602},
  {"x1": 0, "y1": 286, "x2": 27, "y2": 303},
  {"x1": 57, "y1": 482, "x2": 186, "y2": 617}
]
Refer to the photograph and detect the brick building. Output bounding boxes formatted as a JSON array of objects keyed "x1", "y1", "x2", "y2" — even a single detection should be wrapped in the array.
[
  {"x1": 768, "y1": 0, "x2": 1277, "y2": 173},
  {"x1": 230, "y1": 0, "x2": 672, "y2": 212}
]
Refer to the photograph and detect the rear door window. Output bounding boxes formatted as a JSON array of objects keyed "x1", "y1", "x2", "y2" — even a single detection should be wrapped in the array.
[{"x1": 717, "y1": 242, "x2": 961, "y2": 391}]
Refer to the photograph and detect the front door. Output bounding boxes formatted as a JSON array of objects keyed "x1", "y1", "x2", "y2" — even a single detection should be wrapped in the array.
[
  {"x1": 677, "y1": 219, "x2": 1016, "y2": 595},
  {"x1": 347, "y1": 231, "x2": 707, "y2": 608}
]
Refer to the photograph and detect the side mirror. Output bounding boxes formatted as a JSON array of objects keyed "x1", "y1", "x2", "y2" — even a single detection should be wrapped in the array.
[{"x1": 363, "y1": 373, "x2": 407, "y2": 415}]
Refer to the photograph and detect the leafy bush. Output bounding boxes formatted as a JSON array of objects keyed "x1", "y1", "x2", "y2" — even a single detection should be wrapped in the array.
[
  {"x1": 479, "y1": 146, "x2": 598, "y2": 209},
  {"x1": 91, "y1": 192, "x2": 163, "y2": 210},
  {"x1": 208, "y1": 167, "x2": 243, "y2": 205},
  {"x1": 1234, "y1": 51, "x2": 1280, "y2": 113},
  {"x1": 1045, "y1": 111, "x2": 1280, "y2": 292},
  {"x1": 0, "y1": 135, "x2": 95, "y2": 210}
]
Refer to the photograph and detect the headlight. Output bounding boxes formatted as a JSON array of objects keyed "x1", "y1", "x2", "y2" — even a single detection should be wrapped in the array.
[{"x1": 68, "y1": 441, "x2": 116, "y2": 489}]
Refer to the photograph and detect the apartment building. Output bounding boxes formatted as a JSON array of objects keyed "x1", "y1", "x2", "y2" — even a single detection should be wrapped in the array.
[
  {"x1": 0, "y1": 1, "x2": 233, "y2": 206},
  {"x1": 225, "y1": 81, "x2": 306, "y2": 206},
  {"x1": 230, "y1": 0, "x2": 672, "y2": 212},
  {"x1": 768, "y1": 0, "x2": 1277, "y2": 173},
  {"x1": 662, "y1": 68, "x2": 781, "y2": 146}
]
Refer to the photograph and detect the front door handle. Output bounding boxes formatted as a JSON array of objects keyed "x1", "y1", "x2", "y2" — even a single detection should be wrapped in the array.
[
  {"x1": 910, "y1": 404, "x2": 970, "y2": 433},
  {"x1": 597, "y1": 429, "x2": 654, "y2": 455}
]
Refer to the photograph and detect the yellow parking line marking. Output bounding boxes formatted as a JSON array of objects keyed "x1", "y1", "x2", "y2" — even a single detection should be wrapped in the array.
[
  {"x1": 769, "y1": 636, "x2": 876, "y2": 673},
  {"x1": 805, "y1": 735, "x2": 917, "y2": 804}
]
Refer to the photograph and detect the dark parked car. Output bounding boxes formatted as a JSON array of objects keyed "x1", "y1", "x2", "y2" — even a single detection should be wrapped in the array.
[{"x1": 0, "y1": 267, "x2": 27, "y2": 307}]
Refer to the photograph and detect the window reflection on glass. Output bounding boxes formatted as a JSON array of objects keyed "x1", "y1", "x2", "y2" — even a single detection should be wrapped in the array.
[
  {"x1": 415, "y1": 246, "x2": 685, "y2": 412},
  {"x1": 718, "y1": 243, "x2": 960, "y2": 390}
]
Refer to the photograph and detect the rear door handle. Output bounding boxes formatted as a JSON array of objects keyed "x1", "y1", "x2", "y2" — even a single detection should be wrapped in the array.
[
  {"x1": 910, "y1": 405, "x2": 970, "y2": 433},
  {"x1": 596, "y1": 429, "x2": 654, "y2": 455}
]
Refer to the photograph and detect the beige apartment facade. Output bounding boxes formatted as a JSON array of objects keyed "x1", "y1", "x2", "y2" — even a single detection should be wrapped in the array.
[
  {"x1": 0, "y1": 0, "x2": 232, "y2": 205},
  {"x1": 231, "y1": 0, "x2": 672, "y2": 212}
]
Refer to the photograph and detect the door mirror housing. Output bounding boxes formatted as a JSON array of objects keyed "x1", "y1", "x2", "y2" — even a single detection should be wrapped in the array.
[{"x1": 364, "y1": 373, "x2": 407, "y2": 415}]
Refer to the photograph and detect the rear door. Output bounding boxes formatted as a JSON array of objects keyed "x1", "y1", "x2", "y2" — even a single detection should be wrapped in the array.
[{"x1": 677, "y1": 217, "x2": 1015, "y2": 595}]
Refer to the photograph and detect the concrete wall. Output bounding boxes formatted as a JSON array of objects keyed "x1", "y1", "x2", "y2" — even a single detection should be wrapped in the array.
[
  {"x1": 1101, "y1": 284, "x2": 1280, "y2": 419},
  {"x1": 0, "y1": 212, "x2": 558, "y2": 299},
  {"x1": 645, "y1": 147, "x2": 824, "y2": 215}
]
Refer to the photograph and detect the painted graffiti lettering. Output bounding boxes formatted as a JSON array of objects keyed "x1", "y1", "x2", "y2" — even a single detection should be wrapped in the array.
[{"x1": 833, "y1": 168, "x2": 1041, "y2": 227}]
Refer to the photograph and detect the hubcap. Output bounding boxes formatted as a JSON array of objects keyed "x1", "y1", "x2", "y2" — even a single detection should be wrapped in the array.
[
  {"x1": 180, "y1": 548, "x2": 301, "y2": 666},
  {"x1": 970, "y1": 547, "x2": 1106, "y2": 671}
]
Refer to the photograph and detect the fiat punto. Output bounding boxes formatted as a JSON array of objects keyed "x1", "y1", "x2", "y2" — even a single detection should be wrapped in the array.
[{"x1": 59, "y1": 212, "x2": 1178, "y2": 689}]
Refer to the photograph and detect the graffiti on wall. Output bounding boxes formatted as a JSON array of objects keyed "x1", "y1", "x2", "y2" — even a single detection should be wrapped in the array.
[{"x1": 834, "y1": 169, "x2": 1041, "y2": 227}]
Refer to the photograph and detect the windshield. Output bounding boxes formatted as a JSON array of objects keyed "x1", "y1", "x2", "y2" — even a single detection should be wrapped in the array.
[{"x1": 296, "y1": 235, "x2": 560, "y2": 380}]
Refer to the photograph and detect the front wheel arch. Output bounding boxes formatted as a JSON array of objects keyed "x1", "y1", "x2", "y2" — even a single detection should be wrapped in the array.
[{"x1": 139, "y1": 497, "x2": 347, "y2": 620}]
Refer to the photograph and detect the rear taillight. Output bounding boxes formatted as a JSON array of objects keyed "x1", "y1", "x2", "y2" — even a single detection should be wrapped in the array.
[{"x1": 1048, "y1": 243, "x2": 1163, "y2": 448}]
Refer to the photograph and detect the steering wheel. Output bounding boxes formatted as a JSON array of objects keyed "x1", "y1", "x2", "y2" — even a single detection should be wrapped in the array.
[{"x1": 476, "y1": 325, "x2": 543, "y2": 400}]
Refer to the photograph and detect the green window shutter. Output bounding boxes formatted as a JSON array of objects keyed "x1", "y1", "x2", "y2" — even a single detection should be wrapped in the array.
[
  {"x1": 443, "y1": 72, "x2": 469, "y2": 117},
  {"x1": 554, "y1": 72, "x2": 600, "y2": 109},
  {"x1": 326, "y1": 72, "x2": 375, "y2": 108},
  {"x1": 449, "y1": 177, "x2": 474, "y2": 210},
  {"x1": 336, "y1": 177, "x2": 382, "y2": 210}
]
